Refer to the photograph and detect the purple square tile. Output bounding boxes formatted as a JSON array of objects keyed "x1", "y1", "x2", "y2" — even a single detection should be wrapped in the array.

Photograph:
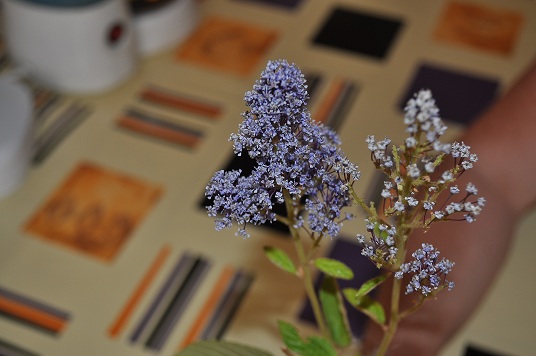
[
  {"x1": 399, "y1": 63, "x2": 500, "y2": 124},
  {"x1": 312, "y1": 6, "x2": 404, "y2": 60}
]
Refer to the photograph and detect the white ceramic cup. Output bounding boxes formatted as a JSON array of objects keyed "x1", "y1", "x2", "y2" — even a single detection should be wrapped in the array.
[
  {"x1": 1, "y1": 0, "x2": 138, "y2": 93},
  {"x1": 0, "y1": 75, "x2": 34, "y2": 198}
]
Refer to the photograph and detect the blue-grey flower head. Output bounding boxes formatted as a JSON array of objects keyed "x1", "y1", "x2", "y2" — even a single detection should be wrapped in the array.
[
  {"x1": 404, "y1": 89, "x2": 447, "y2": 145},
  {"x1": 395, "y1": 243, "x2": 455, "y2": 296},
  {"x1": 206, "y1": 59, "x2": 360, "y2": 238}
]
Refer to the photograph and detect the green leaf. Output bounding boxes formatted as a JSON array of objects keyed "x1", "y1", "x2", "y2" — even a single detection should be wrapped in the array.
[
  {"x1": 343, "y1": 290, "x2": 386, "y2": 325},
  {"x1": 314, "y1": 258, "x2": 354, "y2": 280},
  {"x1": 354, "y1": 274, "x2": 388, "y2": 298},
  {"x1": 319, "y1": 277, "x2": 352, "y2": 347},
  {"x1": 278, "y1": 320, "x2": 307, "y2": 353},
  {"x1": 302, "y1": 336, "x2": 337, "y2": 356},
  {"x1": 373, "y1": 223, "x2": 382, "y2": 240},
  {"x1": 277, "y1": 320, "x2": 337, "y2": 356},
  {"x1": 342, "y1": 287, "x2": 361, "y2": 306},
  {"x1": 372, "y1": 221, "x2": 390, "y2": 241},
  {"x1": 177, "y1": 339, "x2": 273, "y2": 356},
  {"x1": 264, "y1": 246, "x2": 297, "y2": 274}
]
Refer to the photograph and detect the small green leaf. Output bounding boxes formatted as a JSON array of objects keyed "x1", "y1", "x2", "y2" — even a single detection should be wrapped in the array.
[
  {"x1": 178, "y1": 339, "x2": 273, "y2": 356},
  {"x1": 278, "y1": 320, "x2": 307, "y2": 353},
  {"x1": 319, "y1": 277, "x2": 352, "y2": 347},
  {"x1": 373, "y1": 223, "x2": 382, "y2": 239},
  {"x1": 343, "y1": 290, "x2": 386, "y2": 325},
  {"x1": 314, "y1": 258, "x2": 354, "y2": 280},
  {"x1": 302, "y1": 336, "x2": 337, "y2": 356},
  {"x1": 277, "y1": 320, "x2": 337, "y2": 356},
  {"x1": 372, "y1": 221, "x2": 390, "y2": 240},
  {"x1": 354, "y1": 274, "x2": 388, "y2": 298},
  {"x1": 342, "y1": 288, "x2": 360, "y2": 305},
  {"x1": 264, "y1": 246, "x2": 297, "y2": 274}
]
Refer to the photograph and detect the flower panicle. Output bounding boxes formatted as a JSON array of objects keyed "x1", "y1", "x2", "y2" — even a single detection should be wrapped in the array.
[
  {"x1": 357, "y1": 89, "x2": 485, "y2": 295},
  {"x1": 205, "y1": 59, "x2": 360, "y2": 239},
  {"x1": 361, "y1": 90, "x2": 485, "y2": 226},
  {"x1": 394, "y1": 243, "x2": 455, "y2": 296}
]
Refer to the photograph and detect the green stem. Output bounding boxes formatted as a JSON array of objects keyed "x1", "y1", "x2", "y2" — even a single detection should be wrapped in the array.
[
  {"x1": 376, "y1": 275, "x2": 403, "y2": 355},
  {"x1": 399, "y1": 296, "x2": 425, "y2": 320},
  {"x1": 283, "y1": 190, "x2": 329, "y2": 339},
  {"x1": 294, "y1": 230, "x2": 328, "y2": 337},
  {"x1": 350, "y1": 186, "x2": 377, "y2": 218},
  {"x1": 376, "y1": 223, "x2": 409, "y2": 355}
]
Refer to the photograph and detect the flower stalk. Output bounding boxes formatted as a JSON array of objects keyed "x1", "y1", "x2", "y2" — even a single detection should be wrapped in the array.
[
  {"x1": 284, "y1": 189, "x2": 329, "y2": 339},
  {"x1": 377, "y1": 275, "x2": 402, "y2": 355},
  {"x1": 204, "y1": 60, "x2": 485, "y2": 355}
]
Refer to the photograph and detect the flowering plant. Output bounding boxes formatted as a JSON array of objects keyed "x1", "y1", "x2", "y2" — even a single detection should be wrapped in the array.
[{"x1": 194, "y1": 60, "x2": 484, "y2": 355}]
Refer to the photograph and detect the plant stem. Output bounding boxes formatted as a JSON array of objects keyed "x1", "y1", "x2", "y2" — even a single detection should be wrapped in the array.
[
  {"x1": 376, "y1": 225, "x2": 410, "y2": 355},
  {"x1": 283, "y1": 190, "x2": 329, "y2": 339},
  {"x1": 376, "y1": 275, "x2": 402, "y2": 355},
  {"x1": 294, "y1": 231, "x2": 328, "y2": 337}
]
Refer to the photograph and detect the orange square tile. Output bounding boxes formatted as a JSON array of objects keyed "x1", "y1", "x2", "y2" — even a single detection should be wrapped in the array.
[
  {"x1": 434, "y1": 1, "x2": 524, "y2": 56},
  {"x1": 177, "y1": 16, "x2": 277, "y2": 76},
  {"x1": 25, "y1": 162, "x2": 163, "y2": 262}
]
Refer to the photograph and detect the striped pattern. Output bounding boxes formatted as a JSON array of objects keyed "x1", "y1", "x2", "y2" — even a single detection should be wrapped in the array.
[
  {"x1": 108, "y1": 245, "x2": 172, "y2": 338},
  {"x1": 32, "y1": 102, "x2": 91, "y2": 165},
  {"x1": 117, "y1": 109, "x2": 204, "y2": 149},
  {"x1": 140, "y1": 86, "x2": 222, "y2": 120},
  {"x1": 0, "y1": 338, "x2": 39, "y2": 356},
  {"x1": 313, "y1": 77, "x2": 358, "y2": 130},
  {"x1": 129, "y1": 252, "x2": 211, "y2": 351},
  {"x1": 179, "y1": 266, "x2": 254, "y2": 349},
  {"x1": 0, "y1": 286, "x2": 70, "y2": 335},
  {"x1": 33, "y1": 88, "x2": 61, "y2": 124}
]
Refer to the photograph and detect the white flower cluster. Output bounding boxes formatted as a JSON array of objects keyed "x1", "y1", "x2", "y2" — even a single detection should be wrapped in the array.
[
  {"x1": 366, "y1": 135, "x2": 394, "y2": 169},
  {"x1": 358, "y1": 219, "x2": 398, "y2": 267},
  {"x1": 404, "y1": 89, "x2": 448, "y2": 147},
  {"x1": 358, "y1": 90, "x2": 486, "y2": 296},
  {"x1": 433, "y1": 182, "x2": 486, "y2": 223}
]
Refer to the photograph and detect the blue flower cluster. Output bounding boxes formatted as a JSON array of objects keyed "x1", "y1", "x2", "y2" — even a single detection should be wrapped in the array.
[
  {"x1": 206, "y1": 60, "x2": 360, "y2": 238},
  {"x1": 395, "y1": 243, "x2": 455, "y2": 296}
]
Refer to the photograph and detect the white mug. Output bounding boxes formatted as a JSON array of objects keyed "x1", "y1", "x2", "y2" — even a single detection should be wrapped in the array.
[
  {"x1": 1, "y1": 0, "x2": 138, "y2": 93},
  {"x1": 0, "y1": 75, "x2": 33, "y2": 198}
]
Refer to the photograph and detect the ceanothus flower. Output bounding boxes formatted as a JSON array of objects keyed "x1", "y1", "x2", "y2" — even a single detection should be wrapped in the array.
[
  {"x1": 357, "y1": 219, "x2": 398, "y2": 266},
  {"x1": 395, "y1": 243, "x2": 455, "y2": 296},
  {"x1": 206, "y1": 59, "x2": 360, "y2": 238},
  {"x1": 206, "y1": 169, "x2": 276, "y2": 238},
  {"x1": 403, "y1": 89, "x2": 447, "y2": 144},
  {"x1": 405, "y1": 196, "x2": 419, "y2": 207},
  {"x1": 366, "y1": 135, "x2": 394, "y2": 169},
  {"x1": 407, "y1": 164, "x2": 421, "y2": 179},
  {"x1": 393, "y1": 201, "x2": 405, "y2": 212},
  {"x1": 423, "y1": 201, "x2": 435, "y2": 210},
  {"x1": 359, "y1": 89, "x2": 485, "y2": 277}
]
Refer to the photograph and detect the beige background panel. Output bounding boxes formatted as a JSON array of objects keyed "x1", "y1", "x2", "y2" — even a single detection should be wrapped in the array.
[{"x1": 1, "y1": 0, "x2": 535, "y2": 355}]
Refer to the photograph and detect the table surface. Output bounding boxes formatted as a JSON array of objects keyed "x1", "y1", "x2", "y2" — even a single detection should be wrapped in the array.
[{"x1": 1, "y1": 0, "x2": 536, "y2": 355}]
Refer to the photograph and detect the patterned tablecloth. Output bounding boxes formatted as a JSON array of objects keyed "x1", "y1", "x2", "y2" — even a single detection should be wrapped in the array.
[{"x1": 1, "y1": 0, "x2": 535, "y2": 355}]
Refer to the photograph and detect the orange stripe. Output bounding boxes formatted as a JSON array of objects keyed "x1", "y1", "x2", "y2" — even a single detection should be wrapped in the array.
[
  {"x1": 0, "y1": 296, "x2": 66, "y2": 333},
  {"x1": 178, "y1": 265, "x2": 235, "y2": 349},
  {"x1": 108, "y1": 244, "x2": 172, "y2": 338},
  {"x1": 117, "y1": 116, "x2": 201, "y2": 148},
  {"x1": 141, "y1": 90, "x2": 221, "y2": 119},
  {"x1": 314, "y1": 78, "x2": 345, "y2": 124}
]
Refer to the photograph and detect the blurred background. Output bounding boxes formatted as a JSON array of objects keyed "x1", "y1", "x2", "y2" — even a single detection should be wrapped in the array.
[{"x1": 0, "y1": 0, "x2": 535, "y2": 355}]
